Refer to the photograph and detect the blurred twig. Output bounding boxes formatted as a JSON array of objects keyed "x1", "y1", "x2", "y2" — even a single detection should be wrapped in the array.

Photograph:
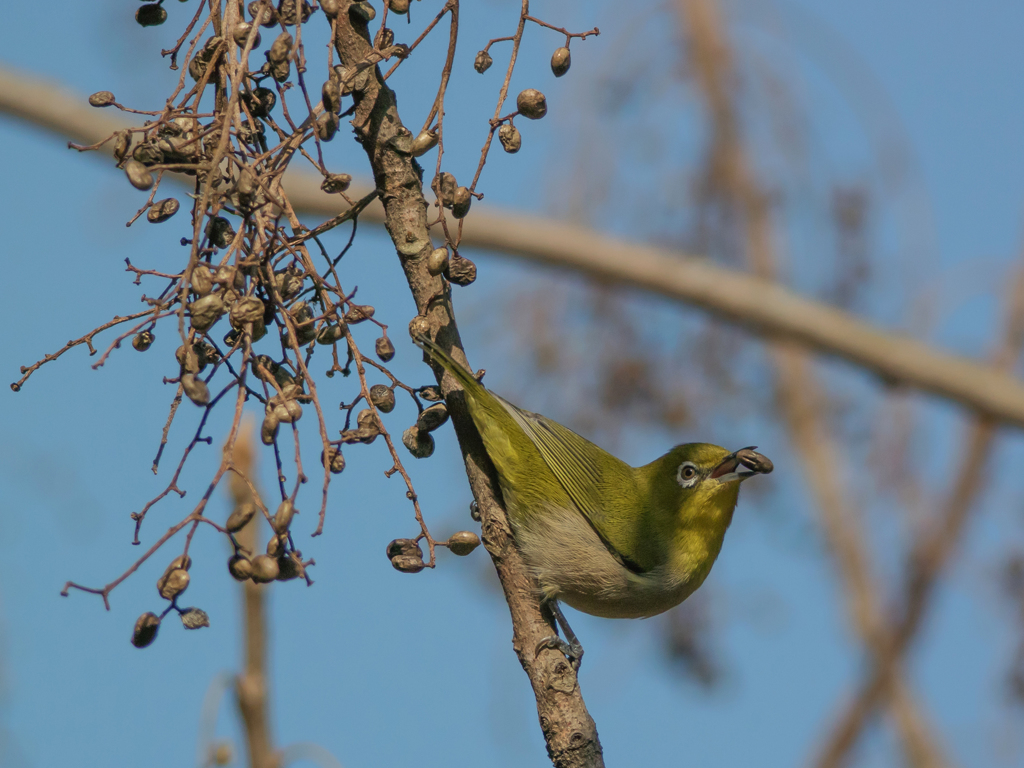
[
  {"x1": 227, "y1": 421, "x2": 277, "y2": 768},
  {"x1": 676, "y1": 1, "x2": 953, "y2": 766},
  {"x1": 813, "y1": 260, "x2": 1024, "y2": 767},
  {"x1": 5, "y1": 66, "x2": 1024, "y2": 428}
]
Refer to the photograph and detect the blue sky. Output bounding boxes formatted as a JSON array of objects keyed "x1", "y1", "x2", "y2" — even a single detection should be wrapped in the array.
[{"x1": 1, "y1": 1, "x2": 1023, "y2": 766}]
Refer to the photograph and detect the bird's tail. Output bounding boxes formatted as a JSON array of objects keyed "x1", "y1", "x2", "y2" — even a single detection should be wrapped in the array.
[{"x1": 412, "y1": 335, "x2": 482, "y2": 395}]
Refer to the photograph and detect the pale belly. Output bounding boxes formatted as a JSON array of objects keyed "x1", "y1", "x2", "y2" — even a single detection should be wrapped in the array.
[{"x1": 511, "y1": 504, "x2": 708, "y2": 619}]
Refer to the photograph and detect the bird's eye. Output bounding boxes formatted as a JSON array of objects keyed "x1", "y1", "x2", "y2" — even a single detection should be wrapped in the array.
[{"x1": 677, "y1": 462, "x2": 699, "y2": 487}]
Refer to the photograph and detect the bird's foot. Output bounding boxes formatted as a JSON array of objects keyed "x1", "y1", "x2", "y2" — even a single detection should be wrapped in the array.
[{"x1": 535, "y1": 634, "x2": 584, "y2": 671}]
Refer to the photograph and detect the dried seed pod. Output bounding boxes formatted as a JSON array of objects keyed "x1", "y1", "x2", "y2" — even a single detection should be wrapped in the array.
[
  {"x1": 356, "y1": 409, "x2": 380, "y2": 437},
  {"x1": 498, "y1": 123, "x2": 521, "y2": 153},
  {"x1": 447, "y1": 254, "x2": 477, "y2": 286},
  {"x1": 315, "y1": 113, "x2": 339, "y2": 142},
  {"x1": 339, "y1": 429, "x2": 368, "y2": 444},
  {"x1": 274, "y1": 270, "x2": 304, "y2": 299},
  {"x1": 321, "y1": 446, "x2": 346, "y2": 474},
  {"x1": 316, "y1": 323, "x2": 343, "y2": 345},
  {"x1": 447, "y1": 530, "x2": 481, "y2": 556},
  {"x1": 277, "y1": 0, "x2": 312, "y2": 25},
  {"x1": 181, "y1": 374, "x2": 211, "y2": 406},
  {"x1": 427, "y1": 247, "x2": 449, "y2": 276},
  {"x1": 266, "y1": 533, "x2": 286, "y2": 557},
  {"x1": 332, "y1": 64, "x2": 354, "y2": 95},
  {"x1": 226, "y1": 501, "x2": 258, "y2": 533},
  {"x1": 273, "y1": 500, "x2": 296, "y2": 534},
  {"x1": 113, "y1": 130, "x2": 131, "y2": 163},
  {"x1": 88, "y1": 91, "x2": 116, "y2": 108},
  {"x1": 289, "y1": 300, "x2": 314, "y2": 324},
  {"x1": 233, "y1": 21, "x2": 261, "y2": 48},
  {"x1": 238, "y1": 118, "x2": 265, "y2": 144},
  {"x1": 390, "y1": 554, "x2": 425, "y2": 573},
  {"x1": 272, "y1": 399, "x2": 303, "y2": 424},
  {"x1": 249, "y1": 0, "x2": 278, "y2": 25},
  {"x1": 261, "y1": 412, "x2": 280, "y2": 444},
  {"x1": 245, "y1": 87, "x2": 277, "y2": 118},
  {"x1": 158, "y1": 568, "x2": 190, "y2": 600},
  {"x1": 234, "y1": 169, "x2": 257, "y2": 208},
  {"x1": 344, "y1": 304, "x2": 375, "y2": 324},
  {"x1": 168, "y1": 554, "x2": 193, "y2": 572},
  {"x1": 416, "y1": 403, "x2": 449, "y2": 433},
  {"x1": 189, "y1": 37, "x2": 224, "y2": 82},
  {"x1": 550, "y1": 46, "x2": 571, "y2": 77},
  {"x1": 191, "y1": 265, "x2": 214, "y2": 296},
  {"x1": 177, "y1": 343, "x2": 205, "y2": 373},
  {"x1": 470, "y1": 499, "x2": 481, "y2": 521},
  {"x1": 206, "y1": 216, "x2": 236, "y2": 249},
  {"x1": 136, "y1": 3, "x2": 168, "y2": 26},
  {"x1": 516, "y1": 89, "x2": 547, "y2": 119},
  {"x1": 408, "y1": 315, "x2": 430, "y2": 339},
  {"x1": 132, "y1": 330, "x2": 155, "y2": 352},
  {"x1": 276, "y1": 551, "x2": 304, "y2": 581},
  {"x1": 286, "y1": 323, "x2": 317, "y2": 347},
  {"x1": 410, "y1": 129, "x2": 438, "y2": 157},
  {"x1": 451, "y1": 186, "x2": 472, "y2": 219},
  {"x1": 197, "y1": 340, "x2": 220, "y2": 366},
  {"x1": 133, "y1": 142, "x2": 164, "y2": 166},
  {"x1": 252, "y1": 354, "x2": 278, "y2": 382},
  {"x1": 267, "y1": 31, "x2": 293, "y2": 64},
  {"x1": 147, "y1": 198, "x2": 180, "y2": 223},
  {"x1": 369, "y1": 384, "x2": 395, "y2": 413},
  {"x1": 131, "y1": 612, "x2": 161, "y2": 648},
  {"x1": 250, "y1": 554, "x2": 280, "y2": 583},
  {"x1": 387, "y1": 538, "x2": 422, "y2": 560},
  {"x1": 402, "y1": 426, "x2": 435, "y2": 458},
  {"x1": 322, "y1": 79, "x2": 341, "y2": 114},
  {"x1": 124, "y1": 159, "x2": 154, "y2": 191},
  {"x1": 230, "y1": 296, "x2": 265, "y2": 328},
  {"x1": 214, "y1": 264, "x2": 245, "y2": 289},
  {"x1": 321, "y1": 173, "x2": 352, "y2": 193},
  {"x1": 273, "y1": 368, "x2": 298, "y2": 392},
  {"x1": 432, "y1": 172, "x2": 457, "y2": 207},
  {"x1": 228, "y1": 554, "x2": 254, "y2": 581},
  {"x1": 387, "y1": 0, "x2": 410, "y2": 13},
  {"x1": 375, "y1": 335, "x2": 395, "y2": 362},
  {"x1": 180, "y1": 607, "x2": 210, "y2": 629},
  {"x1": 188, "y1": 293, "x2": 225, "y2": 332},
  {"x1": 418, "y1": 385, "x2": 443, "y2": 402},
  {"x1": 378, "y1": 27, "x2": 395, "y2": 49},
  {"x1": 320, "y1": 0, "x2": 341, "y2": 17},
  {"x1": 349, "y1": 1, "x2": 375, "y2": 23},
  {"x1": 474, "y1": 50, "x2": 493, "y2": 73}
]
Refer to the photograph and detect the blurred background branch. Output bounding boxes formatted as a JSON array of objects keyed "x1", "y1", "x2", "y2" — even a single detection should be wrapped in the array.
[{"x1": 5, "y1": 66, "x2": 1024, "y2": 429}]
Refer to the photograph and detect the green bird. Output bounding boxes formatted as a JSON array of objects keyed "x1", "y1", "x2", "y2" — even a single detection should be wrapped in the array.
[{"x1": 417, "y1": 337, "x2": 772, "y2": 665}]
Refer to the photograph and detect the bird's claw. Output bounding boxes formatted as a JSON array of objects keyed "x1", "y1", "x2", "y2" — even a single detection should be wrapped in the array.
[{"x1": 535, "y1": 634, "x2": 584, "y2": 670}]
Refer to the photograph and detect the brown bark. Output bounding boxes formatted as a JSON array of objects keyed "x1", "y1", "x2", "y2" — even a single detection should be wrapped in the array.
[{"x1": 330, "y1": 8, "x2": 603, "y2": 767}]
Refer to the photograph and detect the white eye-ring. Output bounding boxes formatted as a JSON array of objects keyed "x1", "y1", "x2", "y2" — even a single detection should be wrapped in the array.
[{"x1": 677, "y1": 461, "x2": 699, "y2": 488}]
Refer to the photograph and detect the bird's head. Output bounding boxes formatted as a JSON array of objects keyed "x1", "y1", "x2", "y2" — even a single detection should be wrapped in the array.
[{"x1": 651, "y1": 443, "x2": 773, "y2": 525}]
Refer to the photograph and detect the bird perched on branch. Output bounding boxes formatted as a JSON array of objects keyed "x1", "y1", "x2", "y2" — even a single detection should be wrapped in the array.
[{"x1": 416, "y1": 336, "x2": 772, "y2": 668}]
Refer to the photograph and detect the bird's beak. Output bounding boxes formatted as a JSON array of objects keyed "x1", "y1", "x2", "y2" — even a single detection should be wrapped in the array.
[{"x1": 710, "y1": 446, "x2": 774, "y2": 483}]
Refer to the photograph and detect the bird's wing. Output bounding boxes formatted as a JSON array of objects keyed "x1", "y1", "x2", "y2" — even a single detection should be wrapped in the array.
[{"x1": 495, "y1": 395, "x2": 645, "y2": 573}]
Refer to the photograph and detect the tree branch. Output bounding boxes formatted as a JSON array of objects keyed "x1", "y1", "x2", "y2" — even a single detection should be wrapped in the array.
[
  {"x1": 676, "y1": 2, "x2": 952, "y2": 766},
  {"x1": 226, "y1": 422, "x2": 277, "y2": 768},
  {"x1": 5, "y1": 65, "x2": 1024, "y2": 429},
  {"x1": 328, "y1": 8, "x2": 602, "y2": 766}
]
